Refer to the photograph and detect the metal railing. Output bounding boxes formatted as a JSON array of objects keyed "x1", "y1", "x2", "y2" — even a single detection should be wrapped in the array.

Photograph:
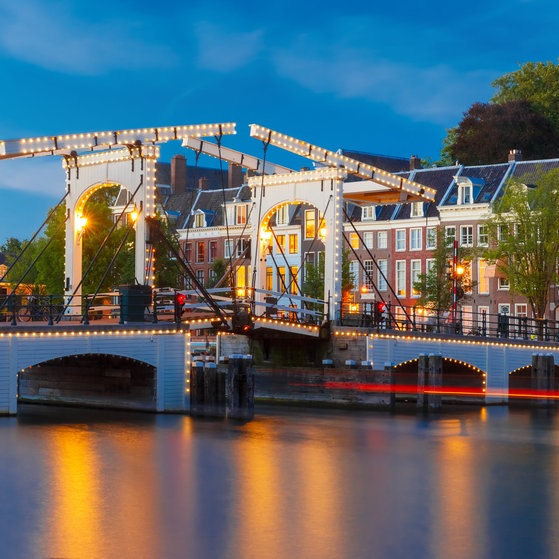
[{"x1": 336, "y1": 303, "x2": 559, "y2": 342}]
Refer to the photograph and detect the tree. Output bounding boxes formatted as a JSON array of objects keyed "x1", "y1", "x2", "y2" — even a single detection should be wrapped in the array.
[
  {"x1": 302, "y1": 249, "x2": 355, "y2": 302},
  {"x1": 414, "y1": 227, "x2": 475, "y2": 312},
  {"x1": 446, "y1": 101, "x2": 559, "y2": 165},
  {"x1": 491, "y1": 60, "x2": 559, "y2": 134},
  {"x1": 485, "y1": 169, "x2": 559, "y2": 321}
]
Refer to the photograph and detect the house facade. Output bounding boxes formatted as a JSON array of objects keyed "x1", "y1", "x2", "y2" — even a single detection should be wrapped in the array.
[{"x1": 160, "y1": 149, "x2": 559, "y2": 330}]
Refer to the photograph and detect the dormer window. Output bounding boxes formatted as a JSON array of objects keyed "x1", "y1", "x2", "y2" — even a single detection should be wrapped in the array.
[
  {"x1": 410, "y1": 202, "x2": 424, "y2": 217},
  {"x1": 454, "y1": 176, "x2": 485, "y2": 205},
  {"x1": 193, "y1": 210, "x2": 205, "y2": 228},
  {"x1": 362, "y1": 205, "x2": 376, "y2": 220},
  {"x1": 276, "y1": 205, "x2": 289, "y2": 226}
]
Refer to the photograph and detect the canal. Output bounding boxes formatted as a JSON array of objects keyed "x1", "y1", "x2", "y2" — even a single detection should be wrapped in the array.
[{"x1": 1, "y1": 403, "x2": 558, "y2": 559}]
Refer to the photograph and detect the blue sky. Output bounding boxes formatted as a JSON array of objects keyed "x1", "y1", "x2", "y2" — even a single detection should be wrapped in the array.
[{"x1": 1, "y1": 0, "x2": 558, "y2": 244}]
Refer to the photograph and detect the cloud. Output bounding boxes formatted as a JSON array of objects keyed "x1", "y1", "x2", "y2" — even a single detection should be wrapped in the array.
[
  {"x1": 0, "y1": 0, "x2": 177, "y2": 75},
  {"x1": 0, "y1": 157, "x2": 66, "y2": 196},
  {"x1": 271, "y1": 39, "x2": 495, "y2": 125},
  {"x1": 194, "y1": 21, "x2": 264, "y2": 72}
]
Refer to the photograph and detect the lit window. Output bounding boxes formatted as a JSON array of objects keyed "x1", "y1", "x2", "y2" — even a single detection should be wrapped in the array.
[
  {"x1": 266, "y1": 267, "x2": 273, "y2": 291},
  {"x1": 349, "y1": 233, "x2": 359, "y2": 249},
  {"x1": 478, "y1": 259, "x2": 489, "y2": 294},
  {"x1": 289, "y1": 234, "x2": 298, "y2": 254},
  {"x1": 305, "y1": 209, "x2": 316, "y2": 239},
  {"x1": 209, "y1": 241, "x2": 217, "y2": 262},
  {"x1": 276, "y1": 234, "x2": 286, "y2": 253},
  {"x1": 196, "y1": 242, "x2": 205, "y2": 263},
  {"x1": 363, "y1": 260, "x2": 374, "y2": 290},
  {"x1": 235, "y1": 204, "x2": 247, "y2": 225}
]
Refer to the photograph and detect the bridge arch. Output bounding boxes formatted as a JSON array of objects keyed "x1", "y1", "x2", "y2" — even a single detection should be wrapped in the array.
[
  {"x1": 18, "y1": 352, "x2": 156, "y2": 410},
  {"x1": 393, "y1": 356, "x2": 486, "y2": 402},
  {"x1": 64, "y1": 145, "x2": 159, "y2": 311},
  {"x1": 249, "y1": 168, "x2": 347, "y2": 321}
]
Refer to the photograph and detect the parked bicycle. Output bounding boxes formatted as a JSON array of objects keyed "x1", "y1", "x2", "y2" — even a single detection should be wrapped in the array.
[{"x1": 17, "y1": 295, "x2": 61, "y2": 322}]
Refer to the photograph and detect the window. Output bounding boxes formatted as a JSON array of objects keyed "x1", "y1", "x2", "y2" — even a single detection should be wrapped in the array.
[
  {"x1": 363, "y1": 260, "x2": 375, "y2": 290},
  {"x1": 426, "y1": 227, "x2": 437, "y2": 250},
  {"x1": 209, "y1": 241, "x2": 217, "y2": 263},
  {"x1": 236, "y1": 266, "x2": 246, "y2": 293},
  {"x1": 377, "y1": 260, "x2": 388, "y2": 291},
  {"x1": 410, "y1": 228, "x2": 422, "y2": 250},
  {"x1": 478, "y1": 224, "x2": 488, "y2": 246},
  {"x1": 185, "y1": 242, "x2": 192, "y2": 262},
  {"x1": 266, "y1": 267, "x2": 273, "y2": 291},
  {"x1": 478, "y1": 306, "x2": 489, "y2": 330},
  {"x1": 377, "y1": 231, "x2": 388, "y2": 249},
  {"x1": 460, "y1": 225, "x2": 473, "y2": 247},
  {"x1": 426, "y1": 258, "x2": 436, "y2": 272},
  {"x1": 459, "y1": 183, "x2": 472, "y2": 204},
  {"x1": 194, "y1": 212, "x2": 205, "y2": 228},
  {"x1": 497, "y1": 224, "x2": 508, "y2": 241},
  {"x1": 349, "y1": 261, "x2": 359, "y2": 289},
  {"x1": 235, "y1": 204, "x2": 247, "y2": 225},
  {"x1": 196, "y1": 241, "x2": 205, "y2": 263},
  {"x1": 411, "y1": 260, "x2": 421, "y2": 296},
  {"x1": 395, "y1": 229, "x2": 406, "y2": 251},
  {"x1": 304, "y1": 252, "x2": 315, "y2": 280},
  {"x1": 225, "y1": 239, "x2": 248, "y2": 258},
  {"x1": 196, "y1": 269, "x2": 204, "y2": 286},
  {"x1": 290, "y1": 266, "x2": 298, "y2": 294},
  {"x1": 363, "y1": 232, "x2": 374, "y2": 249},
  {"x1": 278, "y1": 266, "x2": 286, "y2": 292},
  {"x1": 445, "y1": 226, "x2": 456, "y2": 243},
  {"x1": 276, "y1": 206, "x2": 288, "y2": 226},
  {"x1": 410, "y1": 202, "x2": 424, "y2": 217},
  {"x1": 276, "y1": 234, "x2": 286, "y2": 254},
  {"x1": 349, "y1": 232, "x2": 359, "y2": 249},
  {"x1": 478, "y1": 259, "x2": 489, "y2": 294},
  {"x1": 305, "y1": 209, "x2": 316, "y2": 239},
  {"x1": 209, "y1": 268, "x2": 218, "y2": 284},
  {"x1": 362, "y1": 206, "x2": 376, "y2": 220},
  {"x1": 396, "y1": 261, "x2": 406, "y2": 296},
  {"x1": 498, "y1": 277, "x2": 510, "y2": 290},
  {"x1": 289, "y1": 234, "x2": 298, "y2": 254},
  {"x1": 515, "y1": 303, "x2": 528, "y2": 318}
]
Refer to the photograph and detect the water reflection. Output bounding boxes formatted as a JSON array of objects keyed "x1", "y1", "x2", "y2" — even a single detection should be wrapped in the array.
[{"x1": 3, "y1": 404, "x2": 559, "y2": 559}]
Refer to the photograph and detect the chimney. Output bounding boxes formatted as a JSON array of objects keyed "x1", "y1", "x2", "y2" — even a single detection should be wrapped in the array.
[
  {"x1": 409, "y1": 155, "x2": 422, "y2": 170},
  {"x1": 198, "y1": 176, "x2": 209, "y2": 190},
  {"x1": 508, "y1": 149, "x2": 523, "y2": 162},
  {"x1": 171, "y1": 155, "x2": 187, "y2": 194},
  {"x1": 228, "y1": 163, "x2": 244, "y2": 188}
]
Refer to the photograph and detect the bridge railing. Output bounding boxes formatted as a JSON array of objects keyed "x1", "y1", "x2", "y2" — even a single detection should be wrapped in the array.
[{"x1": 337, "y1": 302, "x2": 559, "y2": 342}]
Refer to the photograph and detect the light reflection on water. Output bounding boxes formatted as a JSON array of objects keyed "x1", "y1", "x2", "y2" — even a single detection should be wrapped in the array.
[{"x1": 2, "y1": 404, "x2": 559, "y2": 558}]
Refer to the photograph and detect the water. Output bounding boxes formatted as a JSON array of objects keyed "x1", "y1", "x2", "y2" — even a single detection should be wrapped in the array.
[{"x1": 2, "y1": 404, "x2": 559, "y2": 559}]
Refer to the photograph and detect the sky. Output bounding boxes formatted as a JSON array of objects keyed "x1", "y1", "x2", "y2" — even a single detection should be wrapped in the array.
[{"x1": 0, "y1": 0, "x2": 558, "y2": 244}]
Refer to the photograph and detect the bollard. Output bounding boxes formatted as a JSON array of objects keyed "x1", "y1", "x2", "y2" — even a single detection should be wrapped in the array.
[
  {"x1": 384, "y1": 362, "x2": 396, "y2": 412},
  {"x1": 203, "y1": 361, "x2": 218, "y2": 417}
]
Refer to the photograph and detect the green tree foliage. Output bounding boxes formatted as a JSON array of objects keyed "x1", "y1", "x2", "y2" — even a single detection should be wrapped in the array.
[
  {"x1": 491, "y1": 60, "x2": 559, "y2": 133},
  {"x1": 446, "y1": 101, "x2": 559, "y2": 165},
  {"x1": 414, "y1": 227, "x2": 475, "y2": 312},
  {"x1": 206, "y1": 258, "x2": 229, "y2": 289},
  {"x1": 302, "y1": 249, "x2": 355, "y2": 301},
  {"x1": 485, "y1": 169, "x2": 559, "y2": 320},
  {"x1": 440, "y1": 60, "x2": 559, "y2": 164}
]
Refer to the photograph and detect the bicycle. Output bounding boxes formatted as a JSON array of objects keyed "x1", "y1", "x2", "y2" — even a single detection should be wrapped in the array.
[{"x1": 17, "y1": 296, "x2": 59, "y2": 322}]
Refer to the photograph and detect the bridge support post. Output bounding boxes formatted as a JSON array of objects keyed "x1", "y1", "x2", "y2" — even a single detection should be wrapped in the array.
[
  {"x1": 531, "y1": 354, "x2": 555, "y2": 408},
  {"x1": 428, "y1": 354, "x2": 443, "y2": 411},
  {"x1": 190, "y1": 361, "x2": 205, "y2": 416},
  {"x1": 417, "y1": 354, "x2": 429, "y2": 411},
  {"x1": 227, "y1": 355, "x2": 254, "y2": 420}
]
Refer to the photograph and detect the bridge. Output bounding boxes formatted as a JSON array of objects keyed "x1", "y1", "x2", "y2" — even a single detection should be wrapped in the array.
[{"x1": 1, "y1": 122, "x2": 558, "y2": 414}]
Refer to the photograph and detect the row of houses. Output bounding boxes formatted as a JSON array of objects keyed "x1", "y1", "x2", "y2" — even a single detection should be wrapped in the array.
[{"x1": 152, "y1": 149, "x2": 559, "y2": 330}]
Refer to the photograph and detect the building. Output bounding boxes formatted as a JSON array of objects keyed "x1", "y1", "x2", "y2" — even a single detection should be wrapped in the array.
[{"x1": 161, "y1": 149, "x2": 559, "y2": 330}]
